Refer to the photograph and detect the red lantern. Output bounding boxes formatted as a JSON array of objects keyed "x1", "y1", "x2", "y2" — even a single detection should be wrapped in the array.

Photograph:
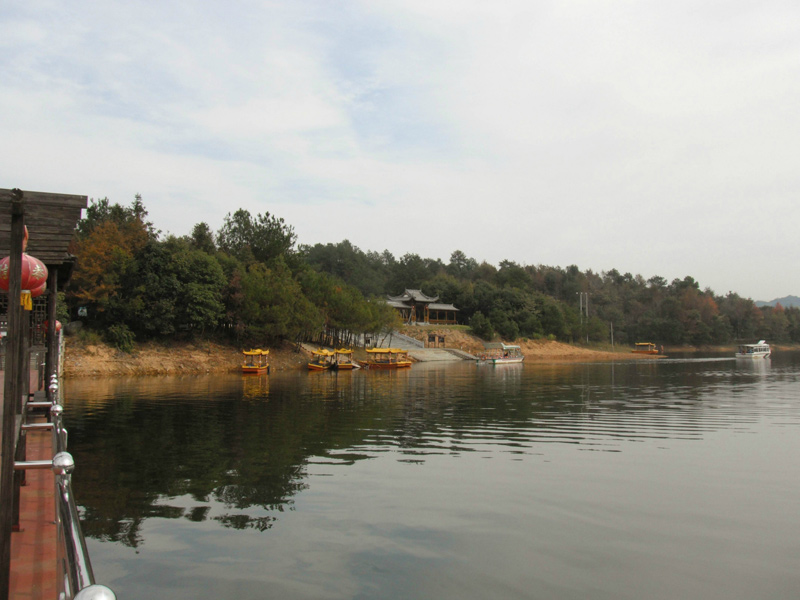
[
  {"x1": 44, "y1": 320, "x2": 63, "y2": 333},
  {"x1": 0, "y1": 253, "x2": 49, "y2": 298}
]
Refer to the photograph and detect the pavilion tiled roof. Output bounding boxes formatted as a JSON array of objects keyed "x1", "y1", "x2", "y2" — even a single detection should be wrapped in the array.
[
  {"x1": 387, "y1": 289, "x2": 439, "y2": 303},
  {"x1": 428, "y1": 303, "x2": 459, "y2": 311}
]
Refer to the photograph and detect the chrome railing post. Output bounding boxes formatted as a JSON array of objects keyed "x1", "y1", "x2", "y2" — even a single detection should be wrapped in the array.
[
  {"x1": 53, "y1": 452, "x2": 94, "y2": 597},
  {"x1": 73, "y1": 584, "x2": 116, "y2": 600}
]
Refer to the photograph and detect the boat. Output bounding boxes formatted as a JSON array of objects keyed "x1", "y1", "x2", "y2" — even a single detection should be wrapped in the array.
[
  {"x1": 308, "y1": 348, "x2": 336, "y2": 371},
  {"x1": 332, "y1": 348, "x2": 358, "y2": 370},
  {"x1": 632, "y1": 342, "x2": 660, "y2": 355},
  {"x1": 477, "y1": 343, "x2": 525, "y2": 365},
  {"x1": 359, "y1": 348, "x2": 412, "y2": 369},
  {"x1": 242, "y1": 349, "x2": 269, "y2": 374},
  {"x1": 735, "y1": 340, "x2": 771, "y2": 359}
]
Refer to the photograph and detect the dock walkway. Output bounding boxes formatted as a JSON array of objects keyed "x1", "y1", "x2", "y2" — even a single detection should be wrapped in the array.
[
  {"x1": 1, "y1": 359, "x2": 56, "y2": 600},
  {"x1": 9, "y1": 423, "x2": 56, "y2": 600}
]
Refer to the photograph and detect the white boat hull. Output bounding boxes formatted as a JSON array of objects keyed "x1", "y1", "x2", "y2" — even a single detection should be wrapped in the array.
[{"x1": 478, "y1": 357, "x2": 525, "y2": 365}]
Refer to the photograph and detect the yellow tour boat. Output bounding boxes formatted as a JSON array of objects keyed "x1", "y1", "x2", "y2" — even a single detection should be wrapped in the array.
[
  {"x1": 308, "y1": 348, "x2": 336, "y2": 371},
  {"x1": 631, "y1": 343, "x2": 660, "y2": 355},
  {"x1": 242, "y1": 349, "x2": 269, "y2": 374},
  {"x1": 333, "y1": 348, "x2": 357, "y2": 370},
  {"x1": 359, "y1": 348, "x2": 412, "y2": 369}
]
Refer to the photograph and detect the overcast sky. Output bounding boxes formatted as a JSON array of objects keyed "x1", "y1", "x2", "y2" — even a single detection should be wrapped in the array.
[{"x1": 2, "y1": 1, "x2": 798, "y2": 301}]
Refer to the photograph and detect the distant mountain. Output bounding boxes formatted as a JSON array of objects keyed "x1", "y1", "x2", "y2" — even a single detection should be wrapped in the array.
[{"x1": 755, "y1": 295, "x2": 800, "y2": 308}]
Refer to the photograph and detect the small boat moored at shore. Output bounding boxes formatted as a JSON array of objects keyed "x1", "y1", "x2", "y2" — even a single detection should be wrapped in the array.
[
  {"x1": 308, "y1": 348, "x2": 336, "y2": 371},
  {"x1": 333, "y1": 348, "x2": 358, "y2": 370},
  {"x1": 632, "y1": 342, "x2": 660, "y2": 355},
  {"x1": 735, "y1": 340, "x2": 771, "y2": 359},
  {"x1": 359, "y1": 348, "x2": 412, "y2": 369},
  {"x1": 242, "y1": 349, "x2": 270, "y2": 374},
  {"x1": 477, "y1": 343, "x2": 525, "y2": 365}
]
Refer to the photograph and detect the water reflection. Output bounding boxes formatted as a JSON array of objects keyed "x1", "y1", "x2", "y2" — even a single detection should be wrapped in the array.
[{"x1": 63, "y1": 353, "x2": 800, "y2": 600}]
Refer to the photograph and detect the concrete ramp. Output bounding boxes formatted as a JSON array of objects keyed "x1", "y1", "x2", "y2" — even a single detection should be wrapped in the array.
[{"x1": 409, "y1": 348, "x2": 469, "y2": 362}]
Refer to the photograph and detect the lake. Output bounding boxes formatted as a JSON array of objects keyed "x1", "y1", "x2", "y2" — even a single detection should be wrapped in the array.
[{"x1": 63, "y1": 352, "x2": 800, "y2": 600}]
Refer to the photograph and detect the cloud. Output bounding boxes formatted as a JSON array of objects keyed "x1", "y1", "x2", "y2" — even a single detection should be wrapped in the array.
[{"x1": 1, "y1": 0, "x2": 799, "y2": 300}]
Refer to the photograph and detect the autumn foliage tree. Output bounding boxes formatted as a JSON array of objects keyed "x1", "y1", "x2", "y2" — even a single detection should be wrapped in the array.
[{"x1": 67, "y1": 201, "x2": 151, "y2": 321}]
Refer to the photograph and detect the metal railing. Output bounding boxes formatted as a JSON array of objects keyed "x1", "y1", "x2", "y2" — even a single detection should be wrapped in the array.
[{"x1": 14, "y1": 374, "x2": 116, "y2": 600}]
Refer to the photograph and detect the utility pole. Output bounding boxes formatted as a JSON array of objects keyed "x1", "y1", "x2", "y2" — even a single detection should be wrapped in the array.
[
  {"x1": 577, "y1": 292, "x2": 589, "y2": 344},
  {"x1": 584, "y1": 293, "x2": 589, "y2": 343}
]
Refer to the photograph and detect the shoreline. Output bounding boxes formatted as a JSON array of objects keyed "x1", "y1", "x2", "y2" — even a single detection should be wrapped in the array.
[{"x1": 60, "y1": 335, "x2": 715, "y2": 378}]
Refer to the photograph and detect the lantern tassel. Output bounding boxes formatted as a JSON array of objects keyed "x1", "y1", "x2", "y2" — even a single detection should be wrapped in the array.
[{"x1": 20, "y1": 290, "x2": 32, "y2": 311}]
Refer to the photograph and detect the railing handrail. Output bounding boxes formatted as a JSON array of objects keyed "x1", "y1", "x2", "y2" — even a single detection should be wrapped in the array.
[
  {"x1": 50, "y1": 375, "x2": 116, "y2": 600},
  {"x1": 13, "y1": 374, "x2": 116, "y2": 600},
  {"x1": 53, "y1": 451, "x2": 98, "y2": 598}
]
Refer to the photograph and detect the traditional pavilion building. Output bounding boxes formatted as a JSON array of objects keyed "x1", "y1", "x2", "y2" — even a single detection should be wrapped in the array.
[{"x1": 387, "y1": 289, "x2": 459, "y2": 325}]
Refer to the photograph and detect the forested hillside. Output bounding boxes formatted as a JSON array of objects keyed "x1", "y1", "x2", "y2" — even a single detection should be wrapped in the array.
[
  {"x1": 65, "y1": 197, "x2": 398, "y2": 350},
  {"x1": 303, "y1": 242, "x2": 800, "y2": 345},
  {"x1": 65, "y1": 196, "x2": 800, "y2": 349}
]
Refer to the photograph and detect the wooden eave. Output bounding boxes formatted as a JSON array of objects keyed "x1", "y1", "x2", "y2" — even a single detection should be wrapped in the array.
[{"x1": 0, "y1": 189, "x2": 87, "y2": 267}]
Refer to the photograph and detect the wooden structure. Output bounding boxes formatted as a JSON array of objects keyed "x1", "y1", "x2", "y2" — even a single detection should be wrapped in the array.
[
  {"x1": 0, "y1": 188, "x2": 87, "y2": 600},
  {"x1": 387, "y1": 289, "x2": 459, "y2": 325}
]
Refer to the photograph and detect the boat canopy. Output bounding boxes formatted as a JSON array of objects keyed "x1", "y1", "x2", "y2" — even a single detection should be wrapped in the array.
[
  {"x1": 483, "y1": 343, "x2": 521, "y2": 351},
  {"x1": 243, "y1": 349, "x2": 268, "y2": 355},
  {"x1": 737, "y1": 341, "x2": 770, "y2": 350},
  {"x1": 366, "y1": 348, "x2": 408, "y2": 354}
]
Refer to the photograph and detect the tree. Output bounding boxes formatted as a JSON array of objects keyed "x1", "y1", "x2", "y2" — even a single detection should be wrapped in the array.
[
  {"x1": 76, "y1": 194, "x2": 157, "y2": 241},
  {"x1": 447, "y1": 250, "x2": 477, "y2": 279},
  {"x1": 539, "y1": 297, "x2": 565, "y2": 339},
  {"x1": 217, "y1": 209, "x2": 297, "y2": 266},
  {"x1": 469, "y1": 311, "x2": 494, "y2": 340},
  {"x1": 388, "y1": 253, "x2": 429, "y2": 293},
  {"x1": 497, "y1": 260, "x2": 532, "y2": 291},
  {"x1": 301, "y1": 239, "x2": 386, "y2": 297},
  {"x1": 190, "y1": 222, "x2": 216, "y2": 254},
  {"x1": 237, "y1": 259, "x2": 321, "y2": 343},
  {"x1": 68, "y1": 220, "x2": 148, "y2": 320}
]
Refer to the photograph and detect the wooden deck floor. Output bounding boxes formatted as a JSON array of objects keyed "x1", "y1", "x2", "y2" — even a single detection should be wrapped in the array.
[{"x1": 9, "y1": 417, "x2": 57, "y2": 599}]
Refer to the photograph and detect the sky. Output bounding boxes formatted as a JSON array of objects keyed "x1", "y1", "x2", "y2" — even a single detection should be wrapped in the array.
[{"x1": 1, "y1": 1, "x2": 798, "y2": 302}]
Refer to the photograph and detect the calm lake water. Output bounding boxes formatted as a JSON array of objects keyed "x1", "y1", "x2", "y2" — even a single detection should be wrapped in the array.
[{"x1": 63, "y1": 353, "x2": 800, "y2": 600}]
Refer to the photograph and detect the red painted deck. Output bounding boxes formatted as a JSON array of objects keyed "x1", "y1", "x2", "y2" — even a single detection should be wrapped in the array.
[{"x1": 9, "y1": 418, "x2": 57, "y2": 599}]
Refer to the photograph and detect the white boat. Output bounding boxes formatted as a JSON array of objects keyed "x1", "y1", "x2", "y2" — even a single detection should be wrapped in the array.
[
  {"x1": 735, "y1": 340, "x2": 771, "y2": 359},
  {"x1": 477, "y1": 343, "x2": 525, "y2": 365}
]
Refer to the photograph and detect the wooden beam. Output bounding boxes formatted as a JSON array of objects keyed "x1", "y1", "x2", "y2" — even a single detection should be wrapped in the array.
[
  {"x1": 0, "y1": 188, "x2": 88, "y2": 209},
  {"x1": 0, "y1": 194, "x2": 25, "y2": 600}
]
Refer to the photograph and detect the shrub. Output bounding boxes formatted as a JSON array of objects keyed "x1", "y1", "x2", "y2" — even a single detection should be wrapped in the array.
[
  {"x1": 469, "y1": 311, "x2": 494, "y2": 340},
  {"x1": 106, "y1": 324, "x2": 135, "y2": 353},
  {"x1": 77, "y1": 328, "x2": 102, "y2": 344}
]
